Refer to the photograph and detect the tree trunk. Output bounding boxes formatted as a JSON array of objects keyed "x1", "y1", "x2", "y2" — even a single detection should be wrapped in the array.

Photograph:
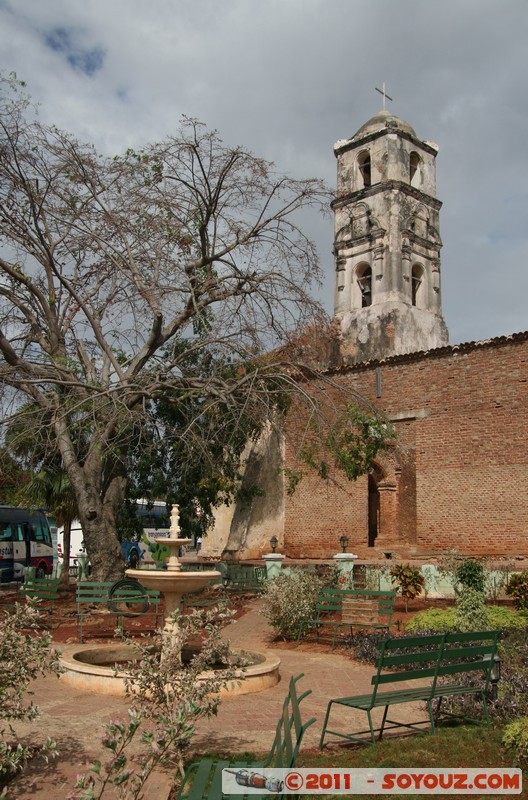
[{"x1": 59, "y1": 518, "x2": 72, "y2": 588}]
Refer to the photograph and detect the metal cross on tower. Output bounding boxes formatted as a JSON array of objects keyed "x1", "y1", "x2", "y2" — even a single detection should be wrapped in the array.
[{"x1": 375, "y1": 83, "x2": 393, "y2": 110}]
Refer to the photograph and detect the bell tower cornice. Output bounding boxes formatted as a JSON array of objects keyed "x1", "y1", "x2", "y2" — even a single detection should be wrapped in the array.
[{"x1": 332, "y1": 180, "x2": 443, "y2": 212}]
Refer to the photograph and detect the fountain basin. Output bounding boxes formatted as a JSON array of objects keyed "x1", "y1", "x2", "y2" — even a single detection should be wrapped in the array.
[
  {"x1": 58, "y1": 643, "x2": 280, "y2": 697},
  {"x1": 125, "y1": 568, "x2": 221, "y2": 595}
]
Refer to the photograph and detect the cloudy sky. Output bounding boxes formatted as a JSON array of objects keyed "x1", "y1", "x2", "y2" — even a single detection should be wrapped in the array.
[{"x1": 1, "y1": 0, "x2": 526, "y2": 345}]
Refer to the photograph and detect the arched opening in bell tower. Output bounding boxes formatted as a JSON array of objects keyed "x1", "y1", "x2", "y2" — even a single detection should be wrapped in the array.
[
  {"x1": 409, "y1": 151, "x2": 421, "y2": 188},
  {"x1": 411, "y1": 263, "x2": 425, "y2": 307},
  {"x1": 357, "y1": 150, "x2": 371, "y2": 188},
  {"x1": 356, "y1": 263, "x2": 372, "y2": 308}
]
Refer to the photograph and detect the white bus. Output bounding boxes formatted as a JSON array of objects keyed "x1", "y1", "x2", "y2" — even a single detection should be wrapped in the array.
[{"x1": 0, "y1": 506, "x2": 54, "y2": 581}]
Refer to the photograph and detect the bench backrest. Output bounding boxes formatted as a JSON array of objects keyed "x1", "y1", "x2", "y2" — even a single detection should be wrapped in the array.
[
  {"x1": 316, "y1": 587, "x2": 345, "y2": 615},
  {"x1": 372, "y1": 633, "x2": 446, "y2": 701},
  {"x1": 437, "y1": 630, "x2": 500, "y2": 688},
  {"x1": 76, "y1": 580, "x2": 114, "y2": 602},
  {"x1": 341, "y1": 589, "x2": 396, "y2": 626},
  {"x1": 371, "y1": 630, "x2": 501, "y2": 703},
  {"x1": 76, "y1": 580, "x2": 160, "y2": 604},
  {"x1": 264, "y1": 673, "x2": 316, "y2": 769},
  {"x1": 20, "y1": 578, "x2": 60, "y2": 597},
  {"x1": 316, "y1": 587, "x2": 395, "y2": 621}
]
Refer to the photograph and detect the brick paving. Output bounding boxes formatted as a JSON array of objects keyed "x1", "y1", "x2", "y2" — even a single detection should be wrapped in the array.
[{"x1": 7, "y1": 598, "x2": 424, "y2": 799}]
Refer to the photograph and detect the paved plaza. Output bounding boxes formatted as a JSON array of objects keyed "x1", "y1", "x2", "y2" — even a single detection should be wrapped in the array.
[{"x1": 7, "y1": 599, "x2": 422, "y2": 799}]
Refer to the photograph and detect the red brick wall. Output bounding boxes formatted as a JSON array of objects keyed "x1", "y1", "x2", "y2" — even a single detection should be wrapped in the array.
[{"x1": 283, "y1": 334, "x2": 528, "y2": 558}]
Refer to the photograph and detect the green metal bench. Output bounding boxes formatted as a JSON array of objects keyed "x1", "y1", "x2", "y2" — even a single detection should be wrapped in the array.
[
  {"x1": 298, "y1": 587, "x2": 396, "y2": 650},
  {"x1": 224, "y1": 563, "x2": 266, "y2": 594},
  {"x1": 19, "y1": 577, "x2": 61, "y2": 615},
  {"x1": 76, "y1": 579, "x2": 161, "y2": 642},
  {"x1": 173, "y1": 673, "x2": 315, "y2": 799},
  {"x1": 319, "y1": 629, "x2": 500, "y2": 748}
]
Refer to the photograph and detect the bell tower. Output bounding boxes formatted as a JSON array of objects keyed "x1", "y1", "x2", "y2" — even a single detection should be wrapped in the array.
[{"x1": 333, "y1": 109, "x2": 449, "y2": 363}]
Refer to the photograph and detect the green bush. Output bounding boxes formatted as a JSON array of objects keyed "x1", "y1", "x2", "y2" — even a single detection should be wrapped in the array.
[
  {"x1": 405, "y1": 607, "x2": 456, "y2": 633},
  {"x1": 503, "y1": 717, "x2": 528, "y2": 767},
  {"x1": 1, "y1": 603, "x2": 62, "y2": 787},
  {"x1": 506, "y1": 571, "x2": 528, "y2": 610},
  {"x1": 453, "y1": 587, "x2": 490, "y2": 632},
  {"x1": 405, "y1": 605, "x2": 528, "y2": 634},
  {"x1": 456, "y1": 558, "x2": 486, "y2": 593},
  {"x1": 389, "y1": 563, "x2": 425, "y2": 611},
  {"x1": 261, "y1": 569, "x2": 324, "y2": 641}
]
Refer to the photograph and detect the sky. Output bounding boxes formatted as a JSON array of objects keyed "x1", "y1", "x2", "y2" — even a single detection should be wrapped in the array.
[{"x1": 0, "y1": 0, "x2": 527, "y2": 346}]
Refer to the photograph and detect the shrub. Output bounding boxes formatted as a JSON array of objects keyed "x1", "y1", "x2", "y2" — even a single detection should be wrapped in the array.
[
  {"x1": 389, "y1": 563, "x2": 425, "y2": 611},
  {"x1": 503, "y1": 717, "x2": 528, "y2": 768},
  {"x1": 493, "y1": 628, "x2": 528, "y2": 722},
  {"x1": 453, "y1": 587, "x2": 490, "y2": 632},
  {"x1": 261, "y1": 569, "x2": 324, "y2": 641},
  {"x1": 405, "y1": 607, "x2": 456, "y2": 634},
  {"x1": 505, "y1": 571, "x2": 528, "y2": 611},
  {"x1": 437, "y1": 549, "x2": 463, "y2": 595},
  {"x1": 405, "y1": 605, "x2": 528, "y2": 635},
  {"x1": 483, "y1": 560, "x2": 516, "y2": 602},
  {"x1": 456, "y1": 558, "x2": 486, "y2": 593},
  {"x1": 1, "y1": 603, "x2": 62, "y2": 788},
  {"x1": 346, "y1": 631, "x2": 390, "y2": 663}
]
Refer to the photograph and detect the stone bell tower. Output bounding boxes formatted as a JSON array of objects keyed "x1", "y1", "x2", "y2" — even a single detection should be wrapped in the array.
[{"x1": 333, "y1": 109, "x2": 449, "y2": 363}]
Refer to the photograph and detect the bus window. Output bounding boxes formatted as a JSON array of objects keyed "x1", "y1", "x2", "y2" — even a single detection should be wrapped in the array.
[
  {"x1": 14, "y1": 524, "x2": 24, "y2": 542},
  {"x1": 0, "y1": 523, "x2": 12, "y2": 542}
]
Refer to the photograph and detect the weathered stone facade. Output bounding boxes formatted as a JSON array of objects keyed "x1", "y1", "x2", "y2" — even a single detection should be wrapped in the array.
[{"x1": 333, "y1": 111, "x2": 448, "y2": 363}]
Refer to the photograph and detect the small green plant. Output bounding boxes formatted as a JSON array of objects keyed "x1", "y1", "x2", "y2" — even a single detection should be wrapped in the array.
[
  {"x1": 261, "y1": 569, "x2": 324, "y2": 641},
  {"x1": 505, "y1": 571, "x2": 528, "y2": 610},
  {"x1": 503, "y1": 717, "x2": 528, "y2": 767},
  {"x1": 0, "y1": 603, "x2": 62, "y2": 789},
  {"x1": 389, "y1": 563, "x2": 425, "y2": 612},
  {"x1": 437, "y1": 548, "x2": 463, "y2": 595},
  {"x1": 456, "y1": 558, "x2": 486, "y2": 593},
  {"x1": 453, "y1": 587, "x2": 490, "y2": 632}
]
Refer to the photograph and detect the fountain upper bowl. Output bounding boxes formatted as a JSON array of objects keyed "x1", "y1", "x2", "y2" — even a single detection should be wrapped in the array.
[{"x1": 125, "y1": 568, "x2": 221, "y2": 594}]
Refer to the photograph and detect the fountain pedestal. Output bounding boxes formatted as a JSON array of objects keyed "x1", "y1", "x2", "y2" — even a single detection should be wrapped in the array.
[{"x1": 125, "y1": 507, "x2": 219, "y2": 640}]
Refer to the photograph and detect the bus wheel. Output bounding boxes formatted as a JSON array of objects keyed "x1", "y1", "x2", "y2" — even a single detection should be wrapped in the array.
[
  {"x1": 128, "y1": 550, "x2": 139, "y2": 570},
  {"x1": 35, "y1": 565, "x2": 46, "y2": 579}
]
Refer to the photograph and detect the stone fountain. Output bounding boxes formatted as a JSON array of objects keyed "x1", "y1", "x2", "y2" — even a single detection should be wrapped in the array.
[
  {"x1": 59, "y1": 505, "x2": 281, "y2": 695},
  {"x1": 125, "y1": 505, "x2": 220, "y2": 642}
]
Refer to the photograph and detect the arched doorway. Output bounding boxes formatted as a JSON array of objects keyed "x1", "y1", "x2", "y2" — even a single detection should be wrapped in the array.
[
  {"x1": 368, "y1": 450, "x2": 401, "y2": 549},
  {"x1": 368, "y1": 473, "x2": 379, "y2": 547}
]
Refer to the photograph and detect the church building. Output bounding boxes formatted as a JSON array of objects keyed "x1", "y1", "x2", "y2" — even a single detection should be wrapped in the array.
[{"x1": 202, "y1": 109, "x2": 528, "y2": 562}]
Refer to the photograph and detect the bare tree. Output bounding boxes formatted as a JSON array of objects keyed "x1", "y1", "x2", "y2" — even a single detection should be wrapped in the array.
[{"x1": 0, "y1": 75, "x2": 337, "y2": 580}]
